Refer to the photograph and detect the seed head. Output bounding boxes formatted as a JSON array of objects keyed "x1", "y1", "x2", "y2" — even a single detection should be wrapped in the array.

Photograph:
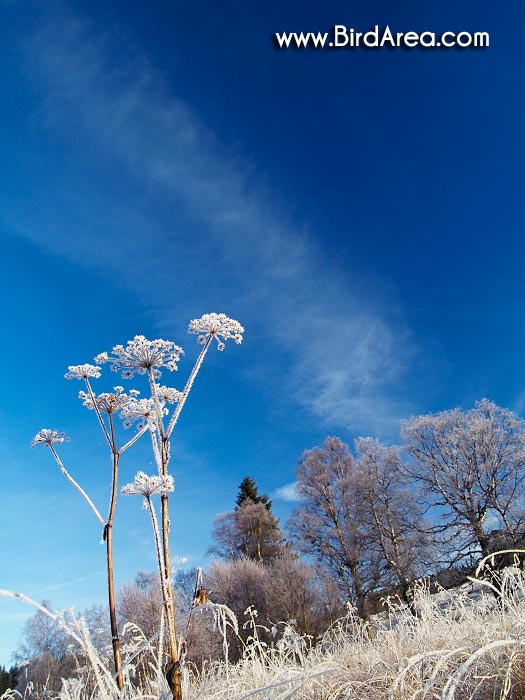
[
  {"x1": 188, "y1": 313, "x2": 244, "y2": 350},
  {"x1": 32, "y1": 429, "x2": 69, "y2": 448},
  {"x1": 65, "y1": 364, "x2": 102, "y2": 380},
  {"x1": 78, "y1": 386, "x2": 136, "y2": 414},
  {"x1": 96, "y1": 336, "x2": 184, "y2": 379},
  {"x1": 121, "y1": 471, "x2": 174, "y2": 497}
]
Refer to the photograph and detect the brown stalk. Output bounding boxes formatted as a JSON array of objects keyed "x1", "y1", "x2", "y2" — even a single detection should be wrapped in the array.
[
  {"x1": 146, "y1": 366, "x2": 182, "y2": 700},
  {"x1": 145, "y1": 492, "x2": 182, "y2": 700},
  {"x1": 106, "y1": 415, "x2": 124, "y2": 690},
  {"x1": 152, "y1": 334, "x2": 214, "y2": 700},
  {"x1": 159, "y1": 438, "x2": 183, "y2": 700},
  {"x1": 81, "y1": 379, "x2": 123, "y2": 685}
]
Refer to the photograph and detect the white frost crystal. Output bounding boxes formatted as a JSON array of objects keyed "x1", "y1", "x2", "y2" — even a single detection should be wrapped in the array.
[
  {"x1": 121, "y1": 471, "x2": 174, "y2": 497},
  {"x1": 64, "y1": 364, "x2": 102, "y2": 380},
  {"x1": 188, "y1": 313, "x2": 244, "y2": 350},
  {"x1": 95, "y1": 336, "x2": 184, "y2": 378},
  {"x1": 32, "y1": 429, "x2": 69, "y2": 448},
  {"x1": 78, "y1": 386, "x2": 135, "y2": 413}
]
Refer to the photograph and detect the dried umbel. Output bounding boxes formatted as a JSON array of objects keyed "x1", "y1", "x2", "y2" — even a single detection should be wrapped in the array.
[
  {"x1": 121, "y1": 471, "x2": 174, "y2": 498},
  {"x1": 31, "y1": 312, "x2": 244, "y2": 700},
  {"x1": 156, "y1": 385, "x2": 183, "y2": 404},
  {"x1": 188, "y1": 313, "x2": 244, "y2": 351},
  {"x1": 31, "y1": 429, "x2": 69, "y2": 448},
  {"x1": 64, "y1": 364, "x2": 102, "y2": 380},
  {"x1": 78, "y1": 386, "x2": 138, "y2": 414},
  {"x1": 120, "y1": 397, "x2": 161, "y2": 430},
  {"x1": 95, "y1": 336, "x2": 184, "y2": 378}
]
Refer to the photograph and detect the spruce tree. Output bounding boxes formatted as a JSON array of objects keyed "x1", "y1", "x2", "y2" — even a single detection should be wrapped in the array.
[
  {"x1": 0, "y1": 665, "x2": 17, "y2": 695},
  {"x1": 235, "y1": 476, "x2": 272, "y2": 510}
]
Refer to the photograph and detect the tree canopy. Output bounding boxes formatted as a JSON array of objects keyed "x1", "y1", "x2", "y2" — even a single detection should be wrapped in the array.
[{"x1": 235, "y1": 475, "x2": 272, "y2": 511}]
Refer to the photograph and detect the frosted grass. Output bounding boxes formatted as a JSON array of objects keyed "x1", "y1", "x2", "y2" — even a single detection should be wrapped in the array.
[{"x1": 4, "y1": 561, "x2": 525, "y2": 700}]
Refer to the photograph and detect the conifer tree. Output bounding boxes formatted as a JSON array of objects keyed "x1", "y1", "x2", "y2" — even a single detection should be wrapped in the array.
[
  {"x1": 0, "y1": 666, "x2": 7, "y2": 696},
  {"x1": 235, "y1": 475, "x2": 272, "y2": 510},
  {"x1": 210, "y1": 476, "x2": 284, "y2": 562},
  {"x1": 0, "y1": 665, "x2": 18, "y2": 695}
]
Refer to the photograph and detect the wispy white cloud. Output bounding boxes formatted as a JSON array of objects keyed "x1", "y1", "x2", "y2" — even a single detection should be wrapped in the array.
[
  {"x1": 274, "y1": 482, "x2": 300, "y2": 502},
  {"x1": 7, "y1": 8, "x2": 417, "y2": 435}
]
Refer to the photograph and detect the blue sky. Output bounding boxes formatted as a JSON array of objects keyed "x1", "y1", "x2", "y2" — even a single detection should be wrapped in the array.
[{"x1": 1, "y1": 0, "x2": 525, "y2": 665}]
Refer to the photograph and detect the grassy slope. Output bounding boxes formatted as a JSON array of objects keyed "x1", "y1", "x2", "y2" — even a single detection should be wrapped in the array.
[{"x1": 3, "y1": 565, "x2": 525, "y2": 700}]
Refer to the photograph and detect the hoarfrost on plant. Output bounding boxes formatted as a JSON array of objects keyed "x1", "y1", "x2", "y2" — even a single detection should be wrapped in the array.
[
  {"x1": 32, "y1": 429, "x2": 69, "y2": 448},
  {"x1": 95, "y1": 335, "x2": 184, "y2": 378},
  {"x1": 65, "y1": 364, "x2": 102, "y2": 380},
  {"x1": 121, "y1": 471, "x2": 174, "y2": 497},
  {"x1": 188, "y1": 313, "x2": 244, "y2": 350},
  {"x1": 78, "y1": 386, "x2": 135, "y2": 413},
  {"x1": 155, "y1": 385, "x2": 183, "y2": 404},
  {"x1": 120, "y1": 398, "x2": 164, "y2": 429}
]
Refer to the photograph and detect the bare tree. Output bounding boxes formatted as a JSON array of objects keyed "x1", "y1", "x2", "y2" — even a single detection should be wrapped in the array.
[
  {"x1": 265, "y1": 553, "x2": 345, "y2": 637},
  {"x1": 117, "y1": 572, "x2": 164, "y2": 641},
  {"x1": 17, "y1": 601, "x2": 68, "y2": 662},
  {"x1": 209, "y1": 499, "x2": 284, "y2": 562},
  {"x1": 354, "y1": 438, "x2": 432, "y2": 603},
  {"x1": 288, "y1": 437, "x2": 380, "y2": 619},
  {"x1": 207, "y1": 553, "x2": 344, "y2": 660},
  {"x1": 401, "y1": 399, "x2": 525, "y2": 563}
]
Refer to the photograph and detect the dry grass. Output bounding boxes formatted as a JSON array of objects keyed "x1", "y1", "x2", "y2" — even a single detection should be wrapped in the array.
[
  {"x1": 4, "y1": 563, "x2": 525, "y2": 700},
  {"x1": 183, "y1": 566, "x2": 525, "y2": 700}
]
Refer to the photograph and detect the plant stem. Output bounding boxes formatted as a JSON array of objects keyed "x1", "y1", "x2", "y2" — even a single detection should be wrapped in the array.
[
  {"x1": 148, "y1": 370, "x2": 166, "y2": 439},
  {"x1": 156, "y1": 335, "x2": 214, "y2": 700},
  {"x1": 166, "y1": 335, "x2": 213, "y2": 439},
  {"x1": 149, "y1": 422, "x2": 163, "y2": 475},
  {"x1": 49, "y1": 445, "x2": 104, "y2": 526},
  {"x1": 106, "y1": 449, "x2": 123, "y2": 690},
  {"x1": 146, "y1": 497, "x2": 178, "y2": 663},
  {"x1": 84, "y1": 378, "x2": 113, "y2": 448},
  {"x1": 119, "y1": 424, "x2": 148, "y2": 454},
  {"x1": 158, "y1": 437, "x2": 183, "y2": 700}
]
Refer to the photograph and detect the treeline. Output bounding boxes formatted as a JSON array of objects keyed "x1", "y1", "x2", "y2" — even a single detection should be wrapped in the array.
[
  {"x1": 0, "y1": 666, "x2": 17, "y2": 696},
  {"x1": 210, "y1": 399, "x2": 525, "y2": 621},
  {"x1": 13, "y1": 399, "x2": 525, "y2": 692}
]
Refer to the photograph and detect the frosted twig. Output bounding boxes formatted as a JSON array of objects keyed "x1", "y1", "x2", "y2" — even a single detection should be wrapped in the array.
[
  {"x1": 166, "y1": 335, "x2": 212, "y2": 439},
  {"x1": 119, "y1": 423, "x2": 148, "y2": 453},
  {"x1": 148, "y1": 369, "x2": 166, "y2": 440},
  {"x1": 84, "y1": 378, "x2": 113, "y2": 449},
  {"x1": 48, "y1": 444, "x2": 105, "y2": 526}
]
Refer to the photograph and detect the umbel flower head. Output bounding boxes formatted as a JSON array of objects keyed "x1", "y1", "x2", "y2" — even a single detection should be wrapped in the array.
[
  {"x1": 188, "y1": 313, "x2": 244, "y2": 351},
  {"x1": 95, "y1": 336, "x2": 184, "y2": 379},
  {"x1": 78, "y1": 386, "x2": 139, "y2": 414},
  {"x1": 121, "y1": 471, "x2": 174, "y2": 498},
  {"x1": 65, "y1": 364, "x2": 102, "y2": 380},
  {"x1": 32, "y1": 429, "x2": 69, "y2": 448},
  {"x1": 120, "y1": 397, "x2": 162, "y2": 429},
  {"x1": 155, "y1": 385, "x2": 183, "y2": 404}
]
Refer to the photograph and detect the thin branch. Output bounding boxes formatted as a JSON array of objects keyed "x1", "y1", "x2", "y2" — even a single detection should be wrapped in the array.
[
  {"x1": 119, "y1": 424, "x2": 148, "y2": 454},
  {"x1": 84, "y1": 378, "x2": 113, "y2": 449},
  {"x1": 148, "y1": 369, "x2": 166, "y2": 440},
  {"x1": 49, "y1": 445, "x2": 104, "y2": 526},
  {"x1": 0, "y1": 589, "x2": 83, "y2": 643},
  {"x1": 166, "y1": 335, "x2": 213, "y2": 439},
  {"x1": 149, "y1": 423, "x2": 163, "y2": 475},
  {"x1": 146, "y1": 496, "x2": 179, "y2": 665}
]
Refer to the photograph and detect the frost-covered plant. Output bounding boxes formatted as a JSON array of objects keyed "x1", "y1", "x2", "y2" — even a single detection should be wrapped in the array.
[
  {"x1": 7, "y1": 564, "x2": 525, "y2": 700},
  {"x1": 31, "y1": 314, "x2": 244, "y2": 700}
]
